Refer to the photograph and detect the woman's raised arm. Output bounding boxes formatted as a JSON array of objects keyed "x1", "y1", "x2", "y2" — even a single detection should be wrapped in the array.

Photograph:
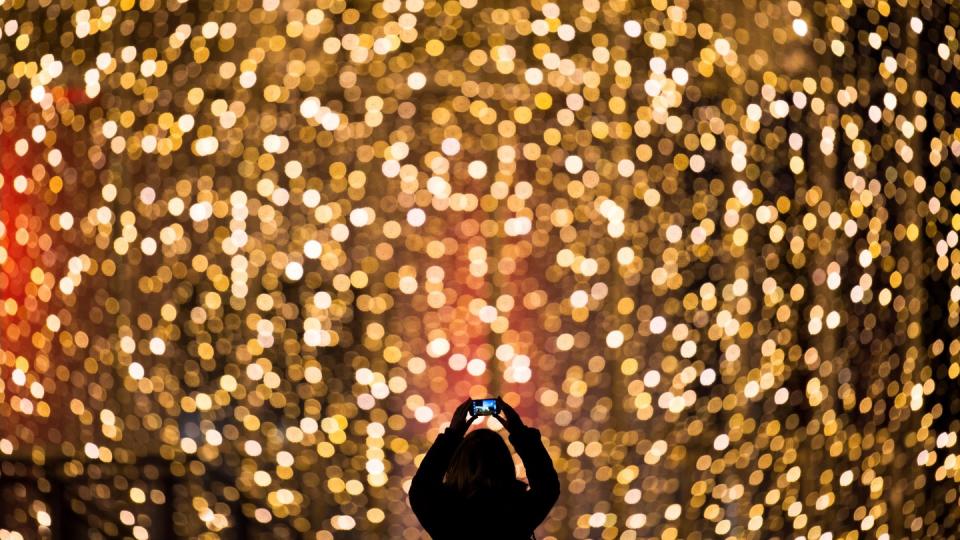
[
  {"x1": 496, "y1": 398, "x2": 561, "y2": 531},
  {"x1": 408, "y1": 399, "x2": 477, "y2": 534}
]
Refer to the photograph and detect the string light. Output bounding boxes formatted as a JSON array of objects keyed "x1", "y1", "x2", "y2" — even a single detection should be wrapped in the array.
[{"x1": 1, "y1": 0, "x2": 959, "y2": 539}]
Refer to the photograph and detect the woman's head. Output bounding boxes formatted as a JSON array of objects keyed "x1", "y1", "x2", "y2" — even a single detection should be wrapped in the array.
[{"x1": 444, "y1": 429, "x2": 519, "y2": 497}]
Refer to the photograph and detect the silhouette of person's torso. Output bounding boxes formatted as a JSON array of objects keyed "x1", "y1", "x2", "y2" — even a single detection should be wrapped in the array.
[
  {"x1": 420, "y1": 482, "x2": 535, "y2": 540},
  {"x1": 409, "y1": 426, "x2": 559, "y2": 540}
]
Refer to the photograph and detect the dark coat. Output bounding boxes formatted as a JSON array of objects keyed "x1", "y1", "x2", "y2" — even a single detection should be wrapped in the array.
[{"x1": 409, "y1": 426, "x2": 561, "y2": 540}]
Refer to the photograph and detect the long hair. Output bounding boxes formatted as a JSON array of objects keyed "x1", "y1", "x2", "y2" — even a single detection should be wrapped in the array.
[{"x1": 444, "y1": 429, "x2": 524, "y2": 498}]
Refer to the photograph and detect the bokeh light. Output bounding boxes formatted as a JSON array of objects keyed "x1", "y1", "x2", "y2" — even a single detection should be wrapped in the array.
[{"x1": 1, "y1": 0, "x2": 960, "y2": 539}]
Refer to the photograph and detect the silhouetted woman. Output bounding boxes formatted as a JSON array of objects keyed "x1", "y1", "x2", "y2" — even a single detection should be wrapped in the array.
[{"x1": 409, "y1": 397, "x2": 560, "y2": 540}]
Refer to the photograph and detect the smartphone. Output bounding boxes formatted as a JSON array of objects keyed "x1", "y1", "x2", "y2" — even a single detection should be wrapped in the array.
[{"x1": 470, "y1": 398, "x2": 499, "y2": 416}]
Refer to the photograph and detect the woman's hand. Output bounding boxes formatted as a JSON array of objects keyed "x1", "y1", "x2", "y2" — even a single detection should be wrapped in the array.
[
  {"x1": 494, "y1": 396, "x2": 525, "y2": 434},
  {"x1": 447, "y1": 398, "x2": 478, "y2": 437}
]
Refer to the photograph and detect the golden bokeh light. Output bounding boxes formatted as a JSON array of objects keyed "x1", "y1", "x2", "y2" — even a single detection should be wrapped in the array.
[{"x1": 1, "y1": 0, "x2": 960, "y2": 538}]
